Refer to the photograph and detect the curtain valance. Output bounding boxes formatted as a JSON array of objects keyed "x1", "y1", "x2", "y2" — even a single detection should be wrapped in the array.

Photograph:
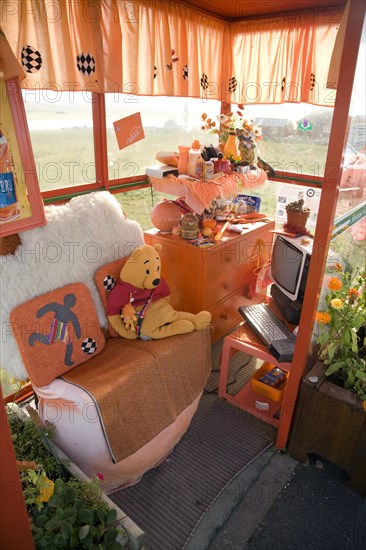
[{"x1": 1, "y1": 0, "x2": 344, "y2": 106}]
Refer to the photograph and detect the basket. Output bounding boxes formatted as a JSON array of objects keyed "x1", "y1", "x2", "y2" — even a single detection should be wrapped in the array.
[{"x1": 251, "y1": 362, "x2": 288, "y2": 402}]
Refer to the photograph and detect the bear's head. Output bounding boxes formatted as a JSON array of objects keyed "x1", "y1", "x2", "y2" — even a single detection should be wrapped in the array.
[{"x1": 119, "y1": 243, "x2": 162, "y2": 290}]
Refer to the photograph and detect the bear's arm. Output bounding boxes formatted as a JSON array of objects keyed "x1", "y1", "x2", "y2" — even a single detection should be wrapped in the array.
[{"x1": 107, "y1": 284, "x2": 130, "y2": 316}]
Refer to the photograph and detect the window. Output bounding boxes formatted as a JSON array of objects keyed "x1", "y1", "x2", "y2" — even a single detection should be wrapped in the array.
[
  {"x1": 235, "y1": 103, "x2": 335, "y2": 179},
  {"x1": 22, "y1": 90, "x2": 96, "y2": 191},
  {"x1": 105, "y1": 95, "x2": 222, "y2": 182}
]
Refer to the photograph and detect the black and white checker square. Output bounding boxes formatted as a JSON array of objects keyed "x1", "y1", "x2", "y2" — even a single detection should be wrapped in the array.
[
  {"x1": 76, "y1": 52, "x2": 96, "y2": 76},
  {"x1": 200, "y1": 73, "x2": 209, "y2": 90},
  {"x1": 21, "y1": 45, "x2": 42, "y2": 73},
  {"x1": 81, "y1": 338, "x2": 97, "y2": 354},
  {"x1": 182, "y1": 65, "x2": 188, "y2": 80},
  {"x1": 228, "y1": 76, "x2": 238, "y2": 92},
  {"x1": 103, "y1": 275, "x2": 116, "y2": 292}
]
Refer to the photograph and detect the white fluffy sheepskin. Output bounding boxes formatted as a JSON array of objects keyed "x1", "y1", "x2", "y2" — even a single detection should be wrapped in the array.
[{"x1": 1, "y1": 191, "x2": 144, "y2": 380}]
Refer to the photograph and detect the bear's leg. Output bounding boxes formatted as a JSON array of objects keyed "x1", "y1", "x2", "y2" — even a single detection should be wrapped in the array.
[
  {"x1": 143, "y1": 319, "x2": 195, "y2": 339},
  {"x1": 165, "y1": 309, "x2": 211, "y2": 330},
  {"x1": 193, "y1": 311, "x2": 212, "y2": 330},
  {"x1": 163, "y1": 309, "x2": 211, "y2": 328}
]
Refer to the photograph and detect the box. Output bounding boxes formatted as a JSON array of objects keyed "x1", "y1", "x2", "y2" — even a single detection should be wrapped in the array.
[
  {"x1": 145, "y1": 165, "x2": 178, "y2": 178},
  {"x1": 251, "y1": 362, "x2": 288, "y2": 402},
  {"x1": 234, "y1": 194, "x2": 261, "y2": 213}
]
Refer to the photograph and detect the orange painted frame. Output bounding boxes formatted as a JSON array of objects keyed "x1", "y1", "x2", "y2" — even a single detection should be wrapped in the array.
[
  {"x1": 0, "y1": 78, "x2": 46, "y2": 239},
  {"x1": 276, "y1": 0, "x2": 366, "y2": 449},
  {"x1": 1, "y1": 387, "x2": 35, "y2": 549}
]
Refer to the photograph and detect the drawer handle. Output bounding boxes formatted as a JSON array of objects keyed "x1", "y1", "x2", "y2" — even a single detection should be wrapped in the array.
[
  {"x1": 221, "y1": 313, "x2": 229, "y2": 320},
  {"x1": 225, "y1": 256, "x2": 234, "y2": 263},
  {"x1": 222, "y1": 282, "x2": 230, "y2": 289}
]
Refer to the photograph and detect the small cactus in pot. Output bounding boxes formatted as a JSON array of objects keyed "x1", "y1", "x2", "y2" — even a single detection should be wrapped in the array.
[{"x1": 285, "y1": 198, "x2": 310, "y2": 229}]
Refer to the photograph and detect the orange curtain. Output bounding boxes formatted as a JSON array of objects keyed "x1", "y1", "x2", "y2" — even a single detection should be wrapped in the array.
[
  {"x1": 1, "y1": 0, "x2": 343, "y2": 105},
  {"x1": 227, "y1": 8, "x2": 343, "y2": 106}
]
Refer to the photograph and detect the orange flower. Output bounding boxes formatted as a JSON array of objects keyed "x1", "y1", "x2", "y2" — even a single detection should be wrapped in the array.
[
  {"x1": 315, "y1": 311, "x2": 331, "y2": 324},
  {"x1": 328, "y1": 277, "x2": 343, "y2": 291},
  {"x1": 348, "y1": 287, "x2": 359, "y2": 297}
]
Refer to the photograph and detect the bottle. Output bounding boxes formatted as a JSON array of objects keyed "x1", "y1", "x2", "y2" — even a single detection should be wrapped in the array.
[
  {"x1": 213, "y1": 153, "x2": 231, "y2": 174},
  {"x1": 195, "y1": 157, "x2": 204, "y2": 179},
  {"x1": 223, "y1": 130, "x2": 239, "y2": 160},
  {"x1": 0, "y1": 136, "x2": 21, "y2": 222},
  {"x1": 204, "y1": 160, "x2": 214, "y2": 179},
  {"x1": 177, "y1": 145, "x2": 191, "y2": 175},
  {"x1": 187, "y1": 140, "x2": 202, "y2": 177}
]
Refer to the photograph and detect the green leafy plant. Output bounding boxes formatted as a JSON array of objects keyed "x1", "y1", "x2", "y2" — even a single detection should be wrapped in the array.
[
  {"x1": 31, "y1": 478, "x2": 123, "y2": 549},
  {"x1": 8, "y1": 411, "x2": 127, "y2": 549},
  {"x1": 315, "y1": 264, "x2": 366, "y2": 401}
]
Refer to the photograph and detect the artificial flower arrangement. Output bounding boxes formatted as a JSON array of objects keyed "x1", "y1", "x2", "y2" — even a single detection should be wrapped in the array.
[
  {"x1": 315, "y1": 263, "x2": 366, "y2": 402},
  {"x1": 200, "y1": 106, "x2": 262, "y2": 164}
]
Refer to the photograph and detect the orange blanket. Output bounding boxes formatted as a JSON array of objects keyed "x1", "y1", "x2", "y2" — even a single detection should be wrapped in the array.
[{"x1": 62, "y1": 329, "x2": 211, "y2": 463}]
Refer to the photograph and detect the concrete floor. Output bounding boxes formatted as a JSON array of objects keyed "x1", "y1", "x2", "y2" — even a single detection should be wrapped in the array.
[{"x1": 197, "y1": 450, "x2": 366, "y2": 550}]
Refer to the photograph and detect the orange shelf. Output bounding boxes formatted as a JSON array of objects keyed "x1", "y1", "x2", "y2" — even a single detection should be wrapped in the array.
[
  {"x1": 224, "y1": 384, "x2": 282, "y2": 427},
  {"x1": 219, "y1": 320, "x2": 292, "y2": 429}
]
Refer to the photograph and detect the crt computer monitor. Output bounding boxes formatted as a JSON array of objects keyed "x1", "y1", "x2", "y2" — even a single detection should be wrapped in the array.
[{"x1": 269, "y1": 235, "x2": 312, "y2": 303}]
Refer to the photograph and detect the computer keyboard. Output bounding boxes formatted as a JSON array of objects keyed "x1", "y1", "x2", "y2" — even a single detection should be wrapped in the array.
[{"x1": 238, "y1": 303, "x2": 296, "y2": 362}]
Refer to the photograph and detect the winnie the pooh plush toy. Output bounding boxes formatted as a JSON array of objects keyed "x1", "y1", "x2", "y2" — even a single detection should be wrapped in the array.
[{"x1": 107, "y1": 243, "x2": 211, "y2": 340}]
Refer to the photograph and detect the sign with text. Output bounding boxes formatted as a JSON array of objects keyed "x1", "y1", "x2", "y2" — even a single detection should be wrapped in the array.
[
  {"x1": 275, "y1": 183, "x2": 321, "y2": 232},
  {"x1": 113, "y1": 112, "x2": 145, "y2": 150}
]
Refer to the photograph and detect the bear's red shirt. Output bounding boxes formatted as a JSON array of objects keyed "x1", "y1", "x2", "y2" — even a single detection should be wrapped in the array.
[{"x1": 107, "y1": 278, "x2": 170, "y2": 316}]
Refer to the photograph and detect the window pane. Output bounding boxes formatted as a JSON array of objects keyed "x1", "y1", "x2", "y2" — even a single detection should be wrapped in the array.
[
  {"x1": 334, "y1": 22, "x2": 365, "y2": 220},
  {"x1": 22, "y1": 90, "x2": 96, "y2": 191},
  {"x1": 105, "y1": 95, "x2": 221, "y2": 180},
  {"x1": 115, "y1": 189, "x2": 176, "y2": 230},
  {"x1": 235, "y1": 103, "x2": 334, "y2": 177},
  {"x1": 315, "y1": 22, "x2": 366, "y2": 350}
]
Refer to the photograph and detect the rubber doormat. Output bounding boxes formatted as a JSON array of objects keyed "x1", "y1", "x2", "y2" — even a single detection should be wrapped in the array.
[{"x1": 110, "y1": 391, "x2": 277, "y2": 550}]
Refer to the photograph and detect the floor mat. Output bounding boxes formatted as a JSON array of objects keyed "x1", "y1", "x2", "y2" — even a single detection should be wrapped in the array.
[{"x1": 110, "y1": 342, "x2": 277, "y2": 550}]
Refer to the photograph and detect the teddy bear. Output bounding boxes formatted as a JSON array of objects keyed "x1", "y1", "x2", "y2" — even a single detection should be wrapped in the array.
[{"x1": 107, "y1": 243, "x2": 211, "y2": 340}]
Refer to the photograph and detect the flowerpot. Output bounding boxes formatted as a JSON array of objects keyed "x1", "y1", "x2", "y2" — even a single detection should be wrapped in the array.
[
  {"x1": 288, "y1": 361, "x2": 366, "y2": 495},
  {"x1": 286, "y1": 209, "x2": 310, "y2": 228}
]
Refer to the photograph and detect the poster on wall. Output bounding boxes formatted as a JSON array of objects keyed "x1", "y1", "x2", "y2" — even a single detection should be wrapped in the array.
[
  {"x1": 113, "y1": 112, "x2": 145, "y2": 150},
  {"x1": 275, "y1": 183, "x2": 321, "y2": 232},
  {"x1": 0, "y1": 129, "x2": 21, "y2": 222},
  {"x1": 0, "y1": 123, "x2": 32, "y2": 226}
]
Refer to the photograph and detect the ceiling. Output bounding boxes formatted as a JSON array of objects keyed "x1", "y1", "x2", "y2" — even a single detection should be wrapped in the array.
[{"x1": 181, "y1": 0, "x2": 347, "y2": 21}]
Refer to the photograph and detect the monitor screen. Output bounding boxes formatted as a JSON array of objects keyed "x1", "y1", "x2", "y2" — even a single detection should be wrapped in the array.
[{"x1": 271, "y1": 236, "x2": 304, "y2": 297}]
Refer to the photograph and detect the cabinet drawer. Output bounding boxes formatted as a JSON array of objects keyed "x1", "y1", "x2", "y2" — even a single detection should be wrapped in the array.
[
  {"x1": 206, "y1": 237, "x2": 265, "y2": 281},
  {"x1": 206, "y1": 261, "x2": 256, "y2": 307},
  {"x1": 210, "y1": 288, "x2": 247, "y2": 342}
]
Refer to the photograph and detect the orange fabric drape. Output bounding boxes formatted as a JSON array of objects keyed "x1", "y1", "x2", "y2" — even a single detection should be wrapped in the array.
[
  {"x1": 227, "y1": 9, "x2": 343, "y2": 105},
  {"x1": 1, "y1": 0, "x2": 344, "y2": 105}
]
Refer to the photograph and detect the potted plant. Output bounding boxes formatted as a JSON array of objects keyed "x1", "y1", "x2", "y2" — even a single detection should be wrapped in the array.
[
  {"x1": 288, "y1": 264, "x2": 366, "y2": 494},
  {"x1": 285, "y1": 198, "x2": 310, "y2": 229},
  {"x1": 6, "y1": 403, "x2": 140, "y2": 549},
  {"x1": 315, "y1": 265, "x2": 366, "y2": 397}
]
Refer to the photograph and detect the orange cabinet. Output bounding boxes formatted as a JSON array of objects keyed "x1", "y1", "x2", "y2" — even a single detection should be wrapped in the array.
[{"x1": 145, "y1": 220, "x2": 275, "y2": 341}]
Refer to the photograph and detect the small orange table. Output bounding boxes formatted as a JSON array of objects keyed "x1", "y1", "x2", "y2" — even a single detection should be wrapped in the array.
[{"x1": 218, "y1": 317, "x2": 292, "y2": 427}]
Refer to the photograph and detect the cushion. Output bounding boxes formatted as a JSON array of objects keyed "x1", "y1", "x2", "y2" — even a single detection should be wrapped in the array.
[
  {"x1": 95, "y1": 257, "x2": 129, "y2": 337},
  {"x1": 10, "y1": 283, "x2": 105, "y2": 387}
]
